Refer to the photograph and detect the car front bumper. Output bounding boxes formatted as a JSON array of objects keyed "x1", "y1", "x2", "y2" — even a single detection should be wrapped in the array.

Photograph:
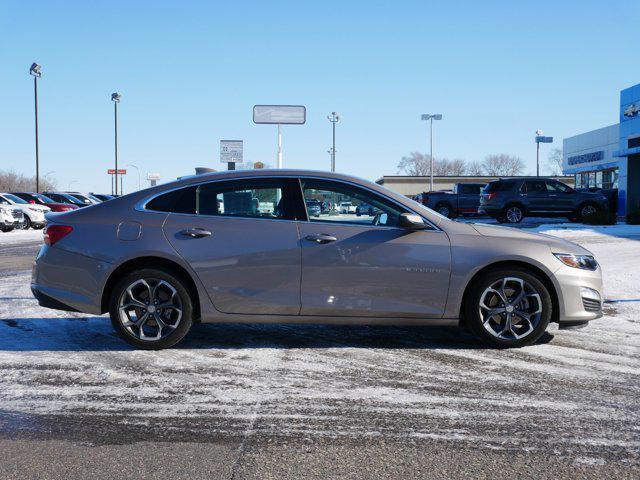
[{"x1": 552, "y1": 264, "x2": 604, "y2": 324}]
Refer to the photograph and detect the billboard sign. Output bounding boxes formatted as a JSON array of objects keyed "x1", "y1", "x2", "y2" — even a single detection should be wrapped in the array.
[
  {"x1": 253, "y1": 105, "x2": 306, "y2": 124},
  {"x1": 220, "y1": 140, "x2": 243, "y2": 163},
  {"x1": 147, "y1": 172, "x2": 161, "y2": 180}
]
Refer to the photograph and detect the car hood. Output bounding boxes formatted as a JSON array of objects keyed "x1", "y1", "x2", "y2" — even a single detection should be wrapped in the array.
[{"x1": 469, "y1": 222, "x2": 593, "y2": 255}]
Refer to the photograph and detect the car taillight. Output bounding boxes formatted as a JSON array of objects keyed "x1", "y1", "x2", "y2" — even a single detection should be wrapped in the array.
[
  {"x1": 487, "y1": 193, "x2": 498, "y2": 200},
  {"x1": 44, "y1": 225, "x2": 73, "y2": 246}
]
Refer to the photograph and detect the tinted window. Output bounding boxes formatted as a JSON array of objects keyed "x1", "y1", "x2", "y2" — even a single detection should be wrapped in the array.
[
  {"x1": 524, "y1": 180, "x2": 546, "y2": 193},
  {"x1": 546, "y1": 181, "x2": 573, "y2": 193},
  {"x1": 484, "y1": 182, "x2": 515, "y2": 193},
  {"x1": 301, "y1": 179, "x2": 407, "y2": 227},
  {"x1": 146, "y1": 186, "x2": 197, "y2": 214},
  {"x1": 459, "y1": 184, "x2": 483, "y2": 194}
]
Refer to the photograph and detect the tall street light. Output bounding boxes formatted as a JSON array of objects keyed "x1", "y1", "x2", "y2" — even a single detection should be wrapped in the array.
[
  {"x1": 127, "y1": 163, "x2": 141, "y2": 191},
  {"x1": 535, "y1": 129, "x2": 553, "y2": 176},
  {"x1": 111, "y1": 92, "x2": 122, "y2": 195},
  {"x1": 29, "y1": 63, "x2": 42, "y2": 193},
  {"x1": 327, "y1": 112, "x2": 340, "y2": 172},
  {"x1": 421, "y1": 113, "x2": 443, "y2": 191}
]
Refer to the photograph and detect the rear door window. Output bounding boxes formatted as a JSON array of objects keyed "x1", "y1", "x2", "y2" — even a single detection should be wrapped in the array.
[
  {"x1": 484, "y1": 182, "x2": 515, "y2": 193},
  {"x1": 524, "y1": 180, "x2": 546, "y2": 194}
]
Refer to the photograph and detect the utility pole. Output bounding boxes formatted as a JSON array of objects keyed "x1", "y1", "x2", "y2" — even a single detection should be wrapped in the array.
[
  {"x1": 111, "y1": 92, "x2": 122, "y2": 194},
  {"x1": 421, "y1": 113, "x2": 443, "y2": 191},
  {"x1": 29, "y1": 63, "x2": 42, "y2": 193},
  {"x1": 327, "y1": 112, "x2": 340, "y2": 172},
  {"x1": 535, "y1": 130, "x2": 553, "y2": 177}
]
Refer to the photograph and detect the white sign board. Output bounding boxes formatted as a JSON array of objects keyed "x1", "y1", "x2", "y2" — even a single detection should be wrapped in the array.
[
  {"x1": 220, "y1": 140, "x2": 243, "y2": 163},
  {"x1": 253, "y1": 105, "x2": 306, "y2": 125},
  {"x1": 147, "y1": 172, "x2": 161, "y2": 181}
]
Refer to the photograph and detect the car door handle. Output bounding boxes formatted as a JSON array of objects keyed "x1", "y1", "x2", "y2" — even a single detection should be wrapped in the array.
[
  {"x1": 305, "y1": 234, "x2": 337, "y2": 244},
  {"x1": 179, "y1": 228, "x2": 212, "y2": 238}
]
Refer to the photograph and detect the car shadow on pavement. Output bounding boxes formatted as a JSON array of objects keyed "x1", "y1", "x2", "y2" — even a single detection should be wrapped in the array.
[{"x1": 0, "y1": 316, "x2": 554, "y2": 351}]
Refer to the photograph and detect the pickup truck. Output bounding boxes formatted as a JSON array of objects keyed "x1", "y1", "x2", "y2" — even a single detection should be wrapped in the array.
[{"x1": 414, "y1": 183, "x2": 486, "y2": 218}]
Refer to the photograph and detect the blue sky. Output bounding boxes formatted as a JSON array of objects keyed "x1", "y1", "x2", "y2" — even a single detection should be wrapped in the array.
[{"x1": 1, "y1": 0, "x2": 639, "y2": 193}]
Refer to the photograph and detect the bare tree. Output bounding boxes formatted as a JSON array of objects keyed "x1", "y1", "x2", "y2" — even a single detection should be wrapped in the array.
[
  {"x1": 397, "y1": 152, "x2": 431, "y2": 176},
  {"x1": 449, "y1": 158, "x2": 467, "y2": 175},
  {"x1": 0, "y1": 170, "x2": 57, "y2": 192},
  {"x1": 482, "y1": 154, "x2": 525, "y2": 176},
  {"x1": 547, "y1": 148, "x2": 563, "y2": 175},
  {"x1": 467, "y1": 161, "x2": 484, "y2": 176}
]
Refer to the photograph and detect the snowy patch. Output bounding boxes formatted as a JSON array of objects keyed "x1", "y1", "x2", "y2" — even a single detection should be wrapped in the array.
[{"x1": 0, "y1": 228, "x2": 43, "y2": 246}]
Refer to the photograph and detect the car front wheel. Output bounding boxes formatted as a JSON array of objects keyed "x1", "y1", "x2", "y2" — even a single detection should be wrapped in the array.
[
  {"x1": 109, "y1": 268, "x2": 194, "y2": 349},
  {"x1": 464, "y1": 268, "x2": 552, "y2": 348},
  {"x1": 578, "y1": 203, "x2": 598, "y2": 221}
]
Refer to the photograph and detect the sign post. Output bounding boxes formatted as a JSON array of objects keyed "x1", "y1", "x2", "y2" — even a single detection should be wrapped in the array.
[
  {"x1": 220, "y1": 140, "x2": 243, "y2": 170},
  {"x1": 108, "y1": 169, "x2": 126, "y2": 195},
  {"x1": 253, "y1": 105, "x2": 306, "y2": 168},
  {"x1": 147, "y1": 172, "x2": 160, "y2": 187},
  {"x1": 535, "y1": 130, "x2": 554, "y2": 176}
]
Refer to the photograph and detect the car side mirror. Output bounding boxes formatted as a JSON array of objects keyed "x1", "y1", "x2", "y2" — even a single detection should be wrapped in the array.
[{"x1": 399, "y1": 213, "x2": 427, "y2": 230}]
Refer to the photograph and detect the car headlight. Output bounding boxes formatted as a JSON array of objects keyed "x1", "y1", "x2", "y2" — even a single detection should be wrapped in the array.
[
  {"x1": 553, "y1": 253, "x2": 598, "y2": 271},
  {"x1": 0, "y1": 207, "x2": 9, "y2": 215}
]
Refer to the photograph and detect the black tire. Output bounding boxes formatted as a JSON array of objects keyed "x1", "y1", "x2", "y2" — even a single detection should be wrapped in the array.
[
  {"x1": 503, "y1": 204, "x2": 525, "y2": 223},
  {"x1": 435, "y1": 203, "x2": 453, "y2": 218},
  {"x1": 577, "y1": 202, "x2": 599, "y2": 221},
  {"x1": 23, "y1": 216, "x2": 31, "y2": 230},
  {"x1": 464, "y1": 267, "x2": 552, "y2": 348},
  {"x1": 109, "y1": 268, "x2": 194, "y2": 350},
  {"x1": 1, "y1": 226, "x2": 14, "y2": 232}
]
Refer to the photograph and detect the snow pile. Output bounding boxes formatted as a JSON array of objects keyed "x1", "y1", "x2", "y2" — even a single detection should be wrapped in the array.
[{"x1": 0, "y1": 228, "x2": 43, "y2": 246}]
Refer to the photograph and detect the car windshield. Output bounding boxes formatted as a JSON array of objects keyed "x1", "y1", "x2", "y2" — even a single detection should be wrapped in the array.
[
  {"x1": 2, "y1": 193, "x2": 28, "y2": 204},
  {"x1": 34, "y1": 194, "x2": 55, "y2": 203},
  {"x1": 67, "y1": 193, "x2": 93, "y2": 204}
]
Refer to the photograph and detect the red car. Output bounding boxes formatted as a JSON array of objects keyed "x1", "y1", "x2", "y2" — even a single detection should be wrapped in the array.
[{"x1": 12, "y1": 192, "x2": 79, "y2": 213}]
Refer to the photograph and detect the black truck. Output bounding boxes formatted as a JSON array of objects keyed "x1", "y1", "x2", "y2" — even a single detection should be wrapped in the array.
[{"x1": 414, "y1": 183, "x2": 486, "y2": 218}]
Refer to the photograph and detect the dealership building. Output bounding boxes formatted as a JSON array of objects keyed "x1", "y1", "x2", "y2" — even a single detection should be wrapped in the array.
[{"x1": 563, "y1": 82, "x2": 640, "y2": 216}]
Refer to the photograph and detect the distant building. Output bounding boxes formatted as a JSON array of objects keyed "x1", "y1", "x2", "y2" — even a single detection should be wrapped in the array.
[
  {"x1": 563, "y1": 82, "x2": 640, "y2": 216},
  {"x1": 376, "y1": 175, "x2": 574, "y2": 197}
]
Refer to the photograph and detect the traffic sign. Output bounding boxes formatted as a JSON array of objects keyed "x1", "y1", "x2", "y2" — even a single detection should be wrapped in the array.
[{"x1": 107, "y1": 169, "x2": 127, "y2": 174}]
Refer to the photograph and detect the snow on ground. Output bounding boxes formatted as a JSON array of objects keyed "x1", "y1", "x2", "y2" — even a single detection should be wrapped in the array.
[
  {"x1": 0, "y1": 228, "x2": 43, "y2": 245},
  {"x1": 0, "y1": 226, "x2": 638, "y2": 462}
]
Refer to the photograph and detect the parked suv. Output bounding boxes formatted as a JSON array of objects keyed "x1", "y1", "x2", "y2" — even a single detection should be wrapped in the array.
[
  {"x1": 479, "y1": 178, "x2": 609, "y2": 223},
  {"x1": 415, "y1": 183, "x2": 486, "y2": 218},
  {"x1": 0, "y1": 193, "x2": 49, "y2": 229},
  {"x1": 12, "y1": 192, "x2": 79, "y2": 213}
]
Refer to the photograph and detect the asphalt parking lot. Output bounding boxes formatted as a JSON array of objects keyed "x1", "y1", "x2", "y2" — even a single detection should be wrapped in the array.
[{"x1": 0, "y1": 227, "x2": 639, "y2": 479}]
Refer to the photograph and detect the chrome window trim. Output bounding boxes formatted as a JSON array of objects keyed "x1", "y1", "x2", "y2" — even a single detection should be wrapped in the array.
[{"x1": 135, "y1": 174, "x2": 442, "y2": 232}]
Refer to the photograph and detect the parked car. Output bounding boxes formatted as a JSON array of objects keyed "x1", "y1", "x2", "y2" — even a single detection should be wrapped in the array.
[
  {"x1": 339, "y1": 201, "x2": 356, "y2": 214},
  {"x1": 43, "y1": 192, "x2": 91, "y2": 208},
  {"x1": 415, "y1": 183, "x2": 486, "y2": 218},
  {"x1": 65, "y1": 192, "x2": 100, "y2": 206},
  {"x1": 90, "y1": 193, "x2": 116, "y2": 202},
  {"x1": 306, "y1": 201, "x2": 321, "y2": 217},
  {"x1": 32, "y1": 170, "x2": 602, "y2": 350},
  {"x1": 12, "y1": 192, "x2": 79, "y2": 213},
  {"x1": 0, "y1": 204, "x2": 25, "y2": 232},
  {"x1": 0, "y1": 193, "x2": 49, "y2": 229},
  {"x1": 355, "y1": 203, "x2": 378, "y2": 216},
  {"x1": 479, "y1": 178, "x2": 609, "y2": 224}
]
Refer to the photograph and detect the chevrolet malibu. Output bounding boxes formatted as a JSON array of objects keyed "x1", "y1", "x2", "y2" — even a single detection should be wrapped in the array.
[{"x1": 31, "y1": 170, "x2": 603, "y2": 349}]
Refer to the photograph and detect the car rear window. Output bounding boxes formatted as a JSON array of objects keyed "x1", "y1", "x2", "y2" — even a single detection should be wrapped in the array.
[
  {"x1": 484, "y1": 182, "x2": 515, "y2": 193},
  {"x1": 146, "y1": 186, "x2": 197, "y2": 214}
]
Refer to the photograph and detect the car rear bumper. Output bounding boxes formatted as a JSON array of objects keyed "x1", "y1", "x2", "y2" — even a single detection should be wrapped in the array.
[{"x1": 31, "y1": 245, "x2": 112, "y2": 315}]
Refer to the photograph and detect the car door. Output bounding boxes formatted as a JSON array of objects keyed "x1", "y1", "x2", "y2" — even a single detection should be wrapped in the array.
[
  {"x1": 545, "y1": 181, "x2": 575, "y2": 212},
  {"x1": 457, "y1": 184, "x2": 482, "y2": 214},
  {"x1": 522, "y1": 180, "x2": 549, "y2": 212},
  {"x1": 297, "y1": 178, "x2": 451, "y2": 318},
  {"x1": 160, "y1": 177, "x2": 305, "y2": 315}
]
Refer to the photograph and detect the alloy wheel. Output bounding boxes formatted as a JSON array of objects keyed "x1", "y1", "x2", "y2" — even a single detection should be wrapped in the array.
[
  {"x1": 437, "y1": 206, "x2": 451, "y2": 217},
  {"x1": 506, "y1": 206, "x2": 523, "y2": 223},
  {"x1": 581, "y1": 204, "x2": 597, "y2": 218},
  {"x1": 117, "y1": 278, "x2": 183, "y2": 341},
  {"x1": 478, "y1": 277, "x2": 542, "y2": 340}
]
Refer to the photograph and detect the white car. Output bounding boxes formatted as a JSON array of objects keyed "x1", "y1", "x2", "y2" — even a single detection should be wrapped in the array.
[
  {"x1": 339, "y1": 201, "x2": 357, "y2": 214},
  {"x1": 0, "y1": 204, "x2": 25, "y2": 232},
  {"x1": 0, "y1": 193, "x2": 49, "y2": 229}
]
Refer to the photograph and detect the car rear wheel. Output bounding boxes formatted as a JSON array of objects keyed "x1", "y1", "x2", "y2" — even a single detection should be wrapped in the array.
[
  {"x1": 436, "y1": 204, "x2": 453, "y2": 218},
  {"x1": 504, "y1": 205, "x2": 524, "y2": 223},
  {"x1": 109, "y1": 268, "x2": 194, "y2": 350},
  {"x1": 464, "y1": 268, "x2": 552, "y2": 348}
]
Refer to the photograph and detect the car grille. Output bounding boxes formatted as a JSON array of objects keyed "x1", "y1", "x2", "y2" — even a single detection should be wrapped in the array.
[
  {"x1": 582, "y1": 297, "x2": 602, "y2": 312},
  {"x1": 11, "y1": 210, "x2": 24, "y2": 220}
]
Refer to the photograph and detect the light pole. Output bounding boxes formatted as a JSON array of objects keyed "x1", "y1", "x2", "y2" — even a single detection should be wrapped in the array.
[
  {"x1": 327, "y1": 112, "x2": 340, "y2": 172},
  {"x1": 127, "y1": 163, "x2": 141, "y2": 191},
  {"x1": 30, "y1": 63, "x2": 42, "y2": 193},
  {"x1": 111, "y1": 92, "x2": 122, "y2": 194},
  {"x1": 421, "y1": 114, "x2": 442, "y2": 191},
  {"x1": 535, "y1": 130, "x2": 553, "y2": 176}
]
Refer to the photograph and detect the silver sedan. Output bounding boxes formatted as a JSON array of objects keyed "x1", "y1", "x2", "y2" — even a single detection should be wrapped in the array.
[{"x1": 31, "y1": 170, "x2": 603, "y2": 349}]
